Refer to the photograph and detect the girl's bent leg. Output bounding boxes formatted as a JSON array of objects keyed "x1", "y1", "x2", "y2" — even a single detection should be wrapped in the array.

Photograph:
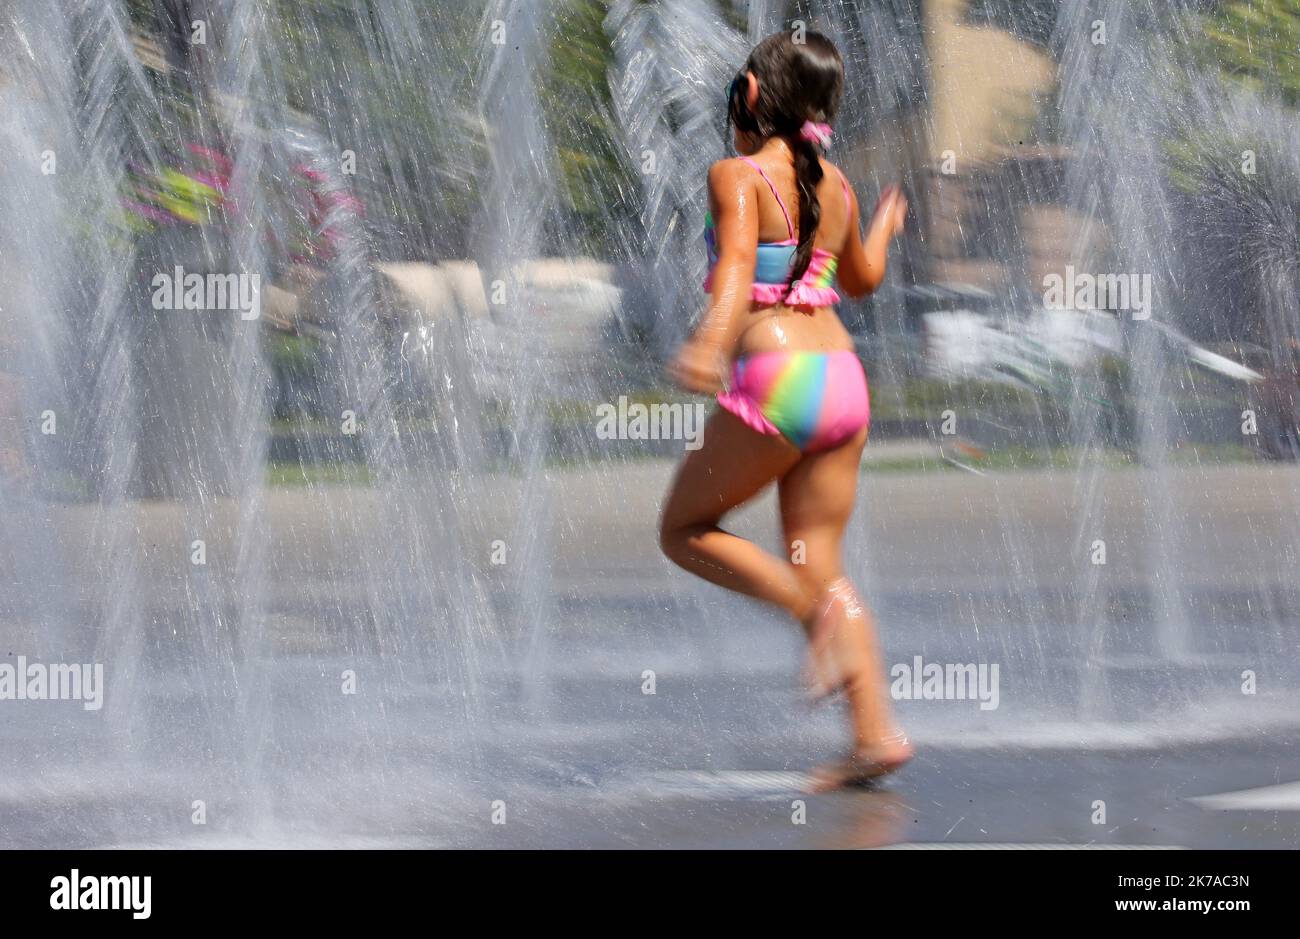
[{"x1": 659, "y1": 407, "x2": 811, "y2": 620}]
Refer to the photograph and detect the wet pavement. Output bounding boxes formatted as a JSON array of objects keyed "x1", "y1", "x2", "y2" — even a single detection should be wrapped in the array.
[
  {"x1": 3, "y1": 659, "x2": 1297, "y2": 848},
  {"x1": 3, "y1": 460, "x2": 1300, "y2": 848}
]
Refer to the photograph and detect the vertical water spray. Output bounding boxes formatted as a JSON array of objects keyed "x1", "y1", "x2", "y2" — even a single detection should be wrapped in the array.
[
  {"x1": 12, "y1": 0, "x2": 160, "y2": 776},
  {"x1": 474, "y1": 0, "x2": 560, "y2": 715},
  {"x1": 605, "y1": 0, "x2": 749, "y2": 354}
]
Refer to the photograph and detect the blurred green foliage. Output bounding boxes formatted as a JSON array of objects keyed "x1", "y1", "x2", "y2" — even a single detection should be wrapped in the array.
[
  {"x1": 1158, "y1": 0, "x2": 1300, "y2": 349},
  {"x1": 543, "y1": 0, "x2": 636, "y2": 255},
  {"x1": 1196, "y1": 0, "x2": 1300, "y2": 106},
  {"x1": 119, "y1": 0, "x2": 637, "y2": 259}
]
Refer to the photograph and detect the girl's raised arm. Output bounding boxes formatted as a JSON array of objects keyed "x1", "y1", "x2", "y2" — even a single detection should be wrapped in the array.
[{"x1": 836, "y1": 181, "x2": 907, "y2": 300}]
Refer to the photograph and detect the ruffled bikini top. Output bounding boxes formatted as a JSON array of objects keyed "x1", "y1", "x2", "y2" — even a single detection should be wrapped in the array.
[{"x1": 703, "y1": 156, "x2": 850, "y2": 307}]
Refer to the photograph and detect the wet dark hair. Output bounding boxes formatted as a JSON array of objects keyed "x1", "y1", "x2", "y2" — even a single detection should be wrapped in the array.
[{"x1": 727, "y1": 30, "x2": 845, "y2": 286}]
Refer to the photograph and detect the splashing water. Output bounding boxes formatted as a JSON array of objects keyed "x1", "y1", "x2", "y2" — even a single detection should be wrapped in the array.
[{"x1": 1, "y1": 0, "x2": 1299, "y2": 847}]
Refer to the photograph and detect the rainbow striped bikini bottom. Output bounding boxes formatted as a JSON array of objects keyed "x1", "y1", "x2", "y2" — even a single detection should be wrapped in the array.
[{"x1": 716, "y1": 349, "x2": 870, "y2": 453}]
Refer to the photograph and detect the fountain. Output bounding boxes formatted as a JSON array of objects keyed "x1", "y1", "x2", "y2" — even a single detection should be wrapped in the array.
[{"x1": 1, "y1": 0, "x2": 1299, "y2": 848}]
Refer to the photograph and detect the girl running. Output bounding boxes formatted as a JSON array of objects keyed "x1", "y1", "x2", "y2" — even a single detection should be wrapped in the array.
[{"x1": 660, "y1": 30, "x2": 910, "y2": 790}]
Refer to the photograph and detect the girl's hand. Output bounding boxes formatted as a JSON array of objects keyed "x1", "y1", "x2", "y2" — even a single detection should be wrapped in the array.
[
  {"x1": 667, "y1": 338, "x2": 727, "y2": 394},
  {"x1": 871, "y1": 185, "x2": 908, "y2": 238}
]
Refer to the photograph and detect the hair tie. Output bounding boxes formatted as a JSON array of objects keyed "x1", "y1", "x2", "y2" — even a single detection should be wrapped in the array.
[{"x1": 799, "y1": 121, "x2": 833, "y2": 148}]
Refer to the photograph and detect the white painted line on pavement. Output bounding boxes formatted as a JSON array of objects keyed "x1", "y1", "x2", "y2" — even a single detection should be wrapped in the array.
[{"x1": 1189, "y1": 781, "x2": 1300, "y2": 811}]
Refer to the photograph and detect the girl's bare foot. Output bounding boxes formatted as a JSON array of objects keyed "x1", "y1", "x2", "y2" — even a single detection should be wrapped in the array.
[{"x1": 807, "y1": 731, "x2": 913, "y2": 793}]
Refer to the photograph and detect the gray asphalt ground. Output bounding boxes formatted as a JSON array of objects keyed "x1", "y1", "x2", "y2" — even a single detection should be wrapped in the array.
[{"x1": 3, "y1": 456, "x2": 1300, "y2": 848}]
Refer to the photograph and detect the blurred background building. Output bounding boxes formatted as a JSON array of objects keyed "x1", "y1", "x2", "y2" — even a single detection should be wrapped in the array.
[{"x1": 3, "y1": 0, "x2": 1299, "y2": 496}]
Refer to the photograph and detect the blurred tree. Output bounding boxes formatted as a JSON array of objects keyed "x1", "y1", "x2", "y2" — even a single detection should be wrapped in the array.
[
  {"x1": 1161, "y1": 0, "x2": 1300, "y2": 350},
  {"x1": 1197, "y1": 0, "x2": 1300, "y2": 106},
  {"x1": 119, "y1": 0, "x2": 636, "y2": 259},
  {"x1": 268, "y1": 0, "x2": 480, "y2": 260},
  {"x1": 542, "y1": 0, "x2": 636, "y2": 256}
]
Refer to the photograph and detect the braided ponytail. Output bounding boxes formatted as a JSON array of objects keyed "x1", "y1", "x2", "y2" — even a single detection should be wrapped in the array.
[{"x1": 789, "y1": 135, "x2": 825, "y2": 285}]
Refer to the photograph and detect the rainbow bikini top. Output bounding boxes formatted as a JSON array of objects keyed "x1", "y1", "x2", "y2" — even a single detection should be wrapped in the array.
[{"x1": 703, "y1": 156, "x2": 849, "y2": 308}]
